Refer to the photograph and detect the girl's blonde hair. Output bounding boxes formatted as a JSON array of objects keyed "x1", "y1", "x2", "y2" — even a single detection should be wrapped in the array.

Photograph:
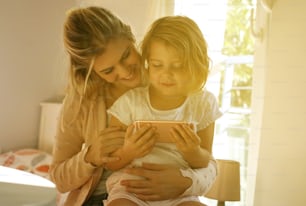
[{"x1": 141, "y1": 16, "x2": 210, "y2": 93}]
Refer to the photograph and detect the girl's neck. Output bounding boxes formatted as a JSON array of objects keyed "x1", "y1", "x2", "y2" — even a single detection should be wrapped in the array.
[{"x1": 149, "y1": 87, "x2": 187, "y2": 110}]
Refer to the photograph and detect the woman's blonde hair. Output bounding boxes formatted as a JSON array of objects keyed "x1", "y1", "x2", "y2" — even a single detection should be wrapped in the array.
[
  {"x1": 61, "y1": 6, "x2": 135, "y2": 127},
  {"x1": 64, "y1": 6, "x2": 135, "y2": 99},
  {"x1": 141, "y1": 16, "x2": 210, "y2": 93}
]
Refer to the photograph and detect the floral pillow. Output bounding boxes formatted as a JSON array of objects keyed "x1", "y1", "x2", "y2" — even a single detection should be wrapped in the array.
[
  {"x1": 0, "y1": 148, "x2": 52, "y2": 179},
  {"x1": 0, "y1": 148, "x2": 69, "y2": 205}
]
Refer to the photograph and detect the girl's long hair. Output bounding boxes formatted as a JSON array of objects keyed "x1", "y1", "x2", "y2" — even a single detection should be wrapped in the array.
[{"x1": 141, "y1": 16, "x2": 210, "y2": 93}]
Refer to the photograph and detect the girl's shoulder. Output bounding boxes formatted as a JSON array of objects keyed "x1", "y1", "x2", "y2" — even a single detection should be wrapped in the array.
[
  {"x1": 126, "y1": 86, "x2": 148, "y2": 94},
  {"x1": 119, "y1": 86, "x2": 148, "y2": 100},
  {"x1": 189, "y1": 88, "x2": 219, "y2": 105},
  {"x1": 189, "y1": 89, "x2": 222, "y2": 129}
]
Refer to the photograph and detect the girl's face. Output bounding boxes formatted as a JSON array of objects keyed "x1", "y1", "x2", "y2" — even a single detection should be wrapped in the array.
[
  {"x1": 93, "y1": 38, "x2": 142, "y2": 89},
  {"x1": 148, "y1": 40, "x2": 191, "y2": 98}
]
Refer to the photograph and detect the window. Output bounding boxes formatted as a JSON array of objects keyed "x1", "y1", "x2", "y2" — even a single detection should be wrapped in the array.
[{"x1": 174, "y1": 0, "x2": 255, "y2": 205}]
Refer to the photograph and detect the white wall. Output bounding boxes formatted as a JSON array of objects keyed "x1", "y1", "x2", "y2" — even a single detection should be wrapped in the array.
[
  {"x1": 0, "y1": 0, "x2": 152, "y2": 152},
  {"x1": 0, "y1": 0, "x2": 75, "y2": 152},
  {"x1": 248, "y1": 0, "x2": 306, "y2": 205},
  {"x1": 78, "y1": 0, "x2": 152, "y2": 44}
]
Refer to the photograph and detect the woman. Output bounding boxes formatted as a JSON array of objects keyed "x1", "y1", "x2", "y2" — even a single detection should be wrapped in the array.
[{"x1": 49, "y1": 6, "x2": 217, "y2": 206}]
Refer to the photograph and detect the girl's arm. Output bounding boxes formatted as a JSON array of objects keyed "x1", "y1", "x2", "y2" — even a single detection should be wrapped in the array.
[{"x1": 170, "y1": 123, "x2": 215, "y2": 168}]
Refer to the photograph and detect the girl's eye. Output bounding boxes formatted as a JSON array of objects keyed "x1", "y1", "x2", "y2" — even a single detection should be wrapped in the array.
[
  {"x1": 152, "y1": 63, "x2": 162, "y2": 67},
  {"x1": 149, "y1": 61, "x2": 162, "y2": 68}
]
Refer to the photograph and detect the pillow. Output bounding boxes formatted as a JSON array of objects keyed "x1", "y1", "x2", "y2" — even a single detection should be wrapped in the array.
[{"x1": 0, "y1": 148, "x2": 52, "y2": 179}]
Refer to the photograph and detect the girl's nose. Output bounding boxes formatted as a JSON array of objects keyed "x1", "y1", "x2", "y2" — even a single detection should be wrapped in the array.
[{"x1": 162, "y1": 66, "x2": 175, "y2": 75}]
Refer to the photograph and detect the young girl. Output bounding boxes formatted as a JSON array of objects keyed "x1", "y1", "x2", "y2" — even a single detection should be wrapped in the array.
[{"x1": 105, "y1": 16, "x2": 222, "y2": 206}]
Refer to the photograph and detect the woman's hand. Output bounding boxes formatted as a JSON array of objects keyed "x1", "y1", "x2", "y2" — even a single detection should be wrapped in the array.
[
  {"x1": 120, "y1": 163, "x2": 192, "y2": 201},
  {"x1": 85, "y1": 126, "x2": 125, "y2": 167}
]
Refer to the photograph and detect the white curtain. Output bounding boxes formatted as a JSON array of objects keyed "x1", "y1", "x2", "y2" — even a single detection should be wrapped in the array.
[
  {"x1": 144, "y1": 0, "x2": 175, "y2": 28},
  {"x1": 76, "y1": 0, "x2": 174, "y2": 42}
]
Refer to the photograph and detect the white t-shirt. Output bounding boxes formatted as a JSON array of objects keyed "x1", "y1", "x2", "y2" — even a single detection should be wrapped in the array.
[{"x1": 107, "y1": 86, "x2": 222, "y2": 168}]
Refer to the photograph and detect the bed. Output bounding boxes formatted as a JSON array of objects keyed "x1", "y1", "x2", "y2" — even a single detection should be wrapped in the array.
[{"x1": 0, "y1": 102, "x2": 65, "y2": 205}]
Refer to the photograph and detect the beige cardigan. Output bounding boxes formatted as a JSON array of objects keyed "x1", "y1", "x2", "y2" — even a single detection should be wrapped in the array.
[{"x1": 49, "y1": 94, "x2": 107, "y2": 206}]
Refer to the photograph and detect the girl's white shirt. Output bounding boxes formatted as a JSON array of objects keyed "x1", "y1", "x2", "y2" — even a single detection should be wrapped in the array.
[{"x1": 108, "y1": 86, "x2": 222, "y2": 168}]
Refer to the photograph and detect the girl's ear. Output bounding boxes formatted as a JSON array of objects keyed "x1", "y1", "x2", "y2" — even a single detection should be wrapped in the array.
[
  {"x1": 141, "y1": 66, "x2": 150, "y2": 86},
  {"x1": 144, "y1": 60, "x2": 149, "y2": 70}
]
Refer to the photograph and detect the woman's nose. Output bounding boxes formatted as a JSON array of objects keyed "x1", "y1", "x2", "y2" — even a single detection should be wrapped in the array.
[{"x1": 115, "y1": 64, "x2": 130, "y2": 78}]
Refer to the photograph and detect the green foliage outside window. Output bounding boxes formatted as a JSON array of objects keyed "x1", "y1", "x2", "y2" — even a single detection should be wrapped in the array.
[{"x1": 220, "y1": 0, "x2": 254, "y2": 110}]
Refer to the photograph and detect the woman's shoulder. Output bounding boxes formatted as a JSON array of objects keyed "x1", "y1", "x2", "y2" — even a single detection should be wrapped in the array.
[{"x1": 61, "y1": 93, "x2": 102, "y2": 124}]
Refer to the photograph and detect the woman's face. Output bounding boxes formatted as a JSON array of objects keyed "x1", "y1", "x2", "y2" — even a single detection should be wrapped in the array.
[{"x1": 93, "y1": 38, "x2": 142, "y2": 89}]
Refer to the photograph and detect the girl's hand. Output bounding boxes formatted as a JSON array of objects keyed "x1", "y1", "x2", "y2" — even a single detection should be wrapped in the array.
[
  {"x1": 170, "y1": 124, "x2": 201, "y2": 155},
  {"x1": 85, "y1": 126, "x2": 125, "y2": 167},
  {"x1": 170, "y1": 124, "x2": 211, "y2": 168},
  {"x1": 121, "y1": 124, "x2": 157, "y2": 160},
  {"x1": 120, "y1": 163, "x2": 191, "y2": 200}
]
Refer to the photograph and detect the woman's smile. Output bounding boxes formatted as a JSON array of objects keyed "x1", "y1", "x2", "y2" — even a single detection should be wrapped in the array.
[{"x1": 121, "y1": 66, "x2": 136, "y2": 80}]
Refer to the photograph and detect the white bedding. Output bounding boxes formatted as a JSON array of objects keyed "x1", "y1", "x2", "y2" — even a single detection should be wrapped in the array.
[
  {"x1": 0, "y1": 148, "x2": 52, "y2": 178},
  {"x1": 0, "y1": 148, "x2": 67, "y2": 205}
]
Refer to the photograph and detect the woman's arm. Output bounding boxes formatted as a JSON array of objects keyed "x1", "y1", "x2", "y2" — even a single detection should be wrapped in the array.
[
  {"x1": 180, "y1": 159, "x2": 218, "y2": 196},
  {"x1": 49, "y1": 104, "x2": 94, "y2": 193},
  {"x1": 121, "y1": 122, "x2": 218, "y2": 200},
  {"x1": 121, "y1": 160, "x2": 217, "y2": 200},
  {"x1": 49, "y1": 99, "x2": 124, "y2": 193},
  {"x1": 121, "y1": 163, "x2": 191, "y2": 200}
]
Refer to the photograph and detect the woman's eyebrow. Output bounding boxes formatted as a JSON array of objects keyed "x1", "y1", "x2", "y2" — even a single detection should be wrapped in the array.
[
  {"x1": 120, "y1": 45, "x2": 131, "y2": 61},
  {"x1": 98, "y1": 45, "x2": 131, "y2": 73},
  {"x1": 149, "y1": 58, "x2": 161, "y2": 61},
  {"x1": 98, "y1": 63, "x2": 113, "y2": 73}
]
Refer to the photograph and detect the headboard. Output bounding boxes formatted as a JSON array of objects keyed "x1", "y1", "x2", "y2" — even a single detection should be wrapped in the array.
[{"x1": 38, "y1": 102, "x2": 62, "y2": 154}]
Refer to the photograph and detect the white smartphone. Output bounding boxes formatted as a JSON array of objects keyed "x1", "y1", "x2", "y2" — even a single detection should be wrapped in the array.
[{"x1": 133, "y1": 120, "x2": 190, "y2": 143}]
